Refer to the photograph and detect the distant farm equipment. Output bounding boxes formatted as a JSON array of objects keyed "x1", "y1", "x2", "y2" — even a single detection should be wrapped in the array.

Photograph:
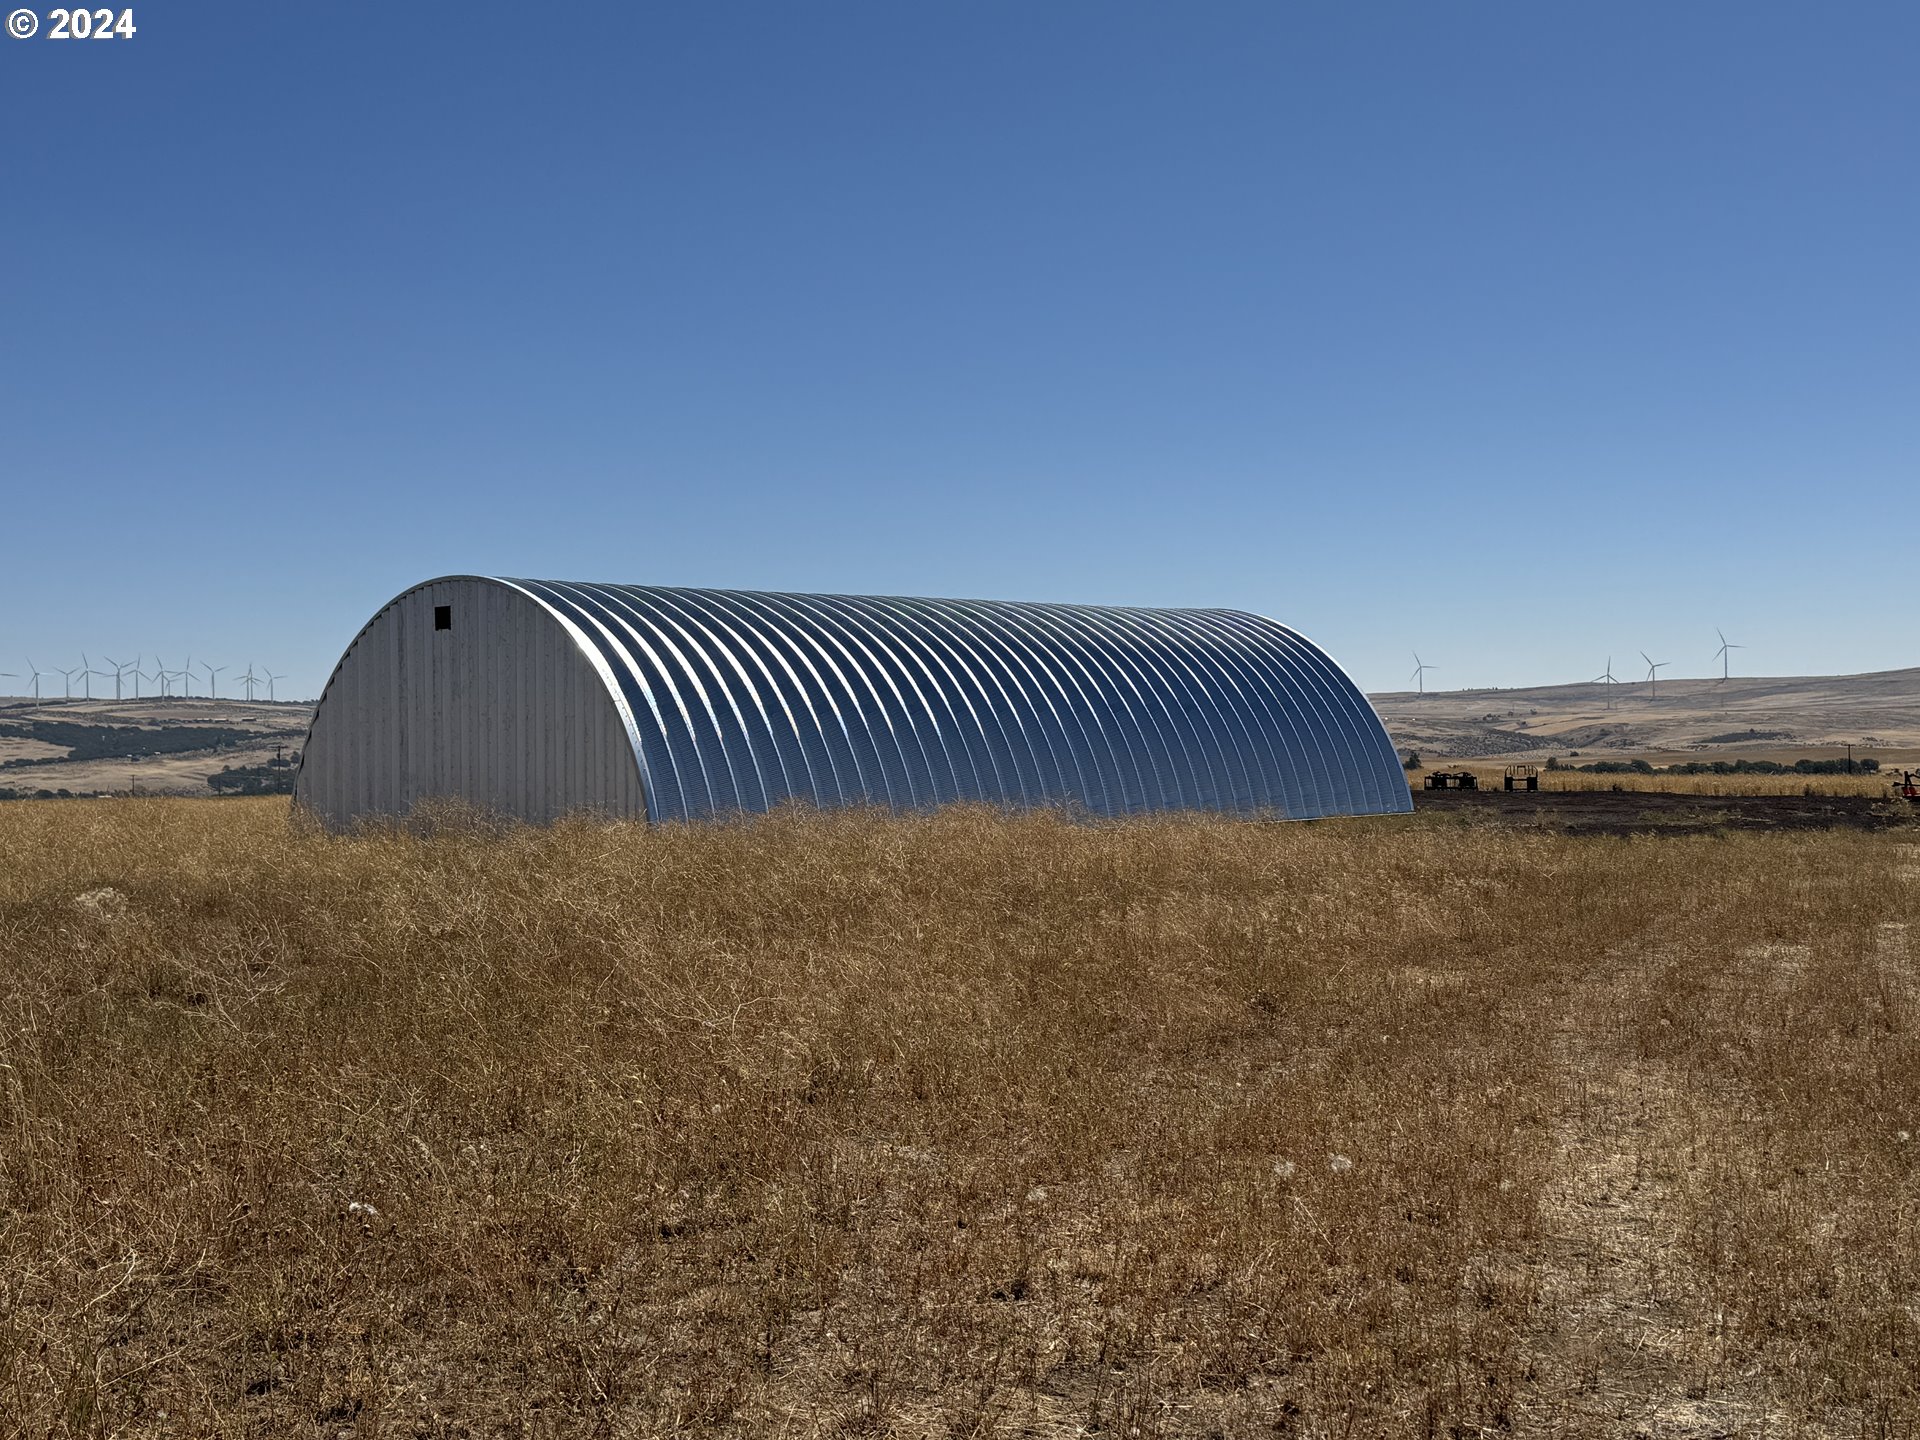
[
  {"x1": 1894, "y1": 771, "x2": 1920, "y2": 804},
  {"x1": 1504, "y1": 765, "x2": 1540, "y2": 792},
  {"x1": 1423, "y1": 771, "x2": 1479, "y2": 791}
]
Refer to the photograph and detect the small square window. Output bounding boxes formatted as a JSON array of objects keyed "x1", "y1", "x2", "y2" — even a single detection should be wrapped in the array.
[{"x1": 434, "y1": 605, "x2": 452, "y2": 631}]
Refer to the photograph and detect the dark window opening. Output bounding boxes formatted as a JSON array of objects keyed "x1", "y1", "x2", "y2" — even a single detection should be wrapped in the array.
[{"x1": 434, "y1": 605, "x2": 452, "y2": 631}]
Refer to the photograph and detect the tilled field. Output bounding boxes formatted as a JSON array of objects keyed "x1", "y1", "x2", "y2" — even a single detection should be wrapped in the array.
[{"x1": 1413, "y1": 787, "x2": 1917, "y2": 837}]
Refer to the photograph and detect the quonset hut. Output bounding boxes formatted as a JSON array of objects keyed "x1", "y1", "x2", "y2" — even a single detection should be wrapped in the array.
[{"x1": 294, "y1": 577, "x2": 1411, "y2": 829}]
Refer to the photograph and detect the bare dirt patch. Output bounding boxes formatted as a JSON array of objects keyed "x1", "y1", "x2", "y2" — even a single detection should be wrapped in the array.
[{"x1": 1519, "y1": 941, "x2": 1787, "y2": 1436}]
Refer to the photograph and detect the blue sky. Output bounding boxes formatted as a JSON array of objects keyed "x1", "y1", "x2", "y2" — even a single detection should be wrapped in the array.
[{"x1": 2, "y1": 3, "x2": 1913, "y2": 700}]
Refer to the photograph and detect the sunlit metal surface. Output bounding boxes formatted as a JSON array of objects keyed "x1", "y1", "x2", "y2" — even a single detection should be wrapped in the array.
[
  {"x1": 298, "y1": 577, "x2": 1408, "y2": 828},
  {"x1": 498, "y1": 580, "x2": 1409, "y2": 822}
]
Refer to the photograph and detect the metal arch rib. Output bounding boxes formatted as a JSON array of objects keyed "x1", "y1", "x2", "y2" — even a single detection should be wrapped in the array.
[
  {"x1": 1204, "y1": 609, "x2": 1407, "y2": 815},
  {"x1": 818, "y1": 592, "x2": 990, "y2": 803},
  {"x1": 581, "y1": 584, "x2": 771, "y2": 814},
  {"x1": 741, "y1": 589, "x2": 919, "y2": 810},
  {"x1": 694, "y1": 588, "x2": 870, "y2": 808},
  {"x1": 629, "y1": 586, "x2": 811, "y2": 809}
]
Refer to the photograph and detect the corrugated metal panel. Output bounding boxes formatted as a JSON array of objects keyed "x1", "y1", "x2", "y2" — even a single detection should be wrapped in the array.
[{"x1": 295, "y1": 576, "x2": 1411, "y2": 828}]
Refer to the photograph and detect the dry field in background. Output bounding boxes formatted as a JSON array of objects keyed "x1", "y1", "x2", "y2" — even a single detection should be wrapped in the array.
[
  {"x1": 1413, "y1": 765, "x2": 1902, "y2": 799},
  {"x1": 2, "y1": 800, "x2": 1918, "y2": 1437},
  {"x1": 1536, "y1": 772, "x2": 1894, "y2": 797},
  {"x1": 1376, "y1": 667, "x2": 1920, "y2": 765}
]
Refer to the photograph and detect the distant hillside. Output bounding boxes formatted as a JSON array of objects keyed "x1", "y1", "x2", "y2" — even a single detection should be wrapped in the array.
[
  {"x1": 0, "y1": 697, "x2": 312, "y2": 798},
  {"x1": 1371, "y1": 667, "x2": 1920, "y2": 763}
]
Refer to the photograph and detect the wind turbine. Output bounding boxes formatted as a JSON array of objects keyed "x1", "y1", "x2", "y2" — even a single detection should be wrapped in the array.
[
  {"x1": 237, "y1": 664, "x2": 260, "y2": 701},
  {"x1": 1712, "y1": 628, "x2": 1744, "y2": 684},
  {"x1": 1593, "y1": 656, "x2": 1618, "y2": 711},
  {"x1": 102, "y1": 655, "x2": 130, "y2": 702},
  {"x1": 22, "y1": 659, "x2": 48, "y2": 700},
  {"x1": 266, "y1": 672, "x2": 287, "y2": 702},
  {"x1": 1641, "y1": 651, "x2": 1668, "y2": 701},
  {"x1": 201, "y1": 662, "x2": 225, "y2": 699},
  {"x1": 57, "y1": 664, "x2": 81, "y2": 699},
  {"x1": 78, "y1": 654, "x2": 103, "y2": 700},
  {"x1": 173, "y1": 656, "x2": 194, "y2": 698},
  {"x1": 1410, "y1": 652, "x2": 1438, "y2": 696},
  {"x1": 150, "y1": 656, "x2": 172, "y2": 698}
]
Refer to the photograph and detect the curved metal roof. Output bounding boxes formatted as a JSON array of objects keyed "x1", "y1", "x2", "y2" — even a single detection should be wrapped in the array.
[{"x1": 499, "y1": 579, "x2": 1409, "y2": 822}]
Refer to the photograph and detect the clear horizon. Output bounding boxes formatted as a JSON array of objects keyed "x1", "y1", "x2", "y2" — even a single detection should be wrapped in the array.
[{"x1": 6, "y1": 655, "x2": 1915, "y2": 708}]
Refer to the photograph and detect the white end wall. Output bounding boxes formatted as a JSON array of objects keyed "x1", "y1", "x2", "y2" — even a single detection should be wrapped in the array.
[{"x1": 295, "y1": 577, "x2": 648, "y2": 829}]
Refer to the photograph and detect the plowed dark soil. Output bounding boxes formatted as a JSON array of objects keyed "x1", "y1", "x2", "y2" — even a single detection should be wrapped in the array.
[{"x1": 1413, "y1": 787, "x2": 1918, "y2": 837}]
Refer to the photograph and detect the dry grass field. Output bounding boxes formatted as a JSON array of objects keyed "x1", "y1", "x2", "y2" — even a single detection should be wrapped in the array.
[{"x1": 3, "y1": 800, "x2": 1918, "y2": 1436}]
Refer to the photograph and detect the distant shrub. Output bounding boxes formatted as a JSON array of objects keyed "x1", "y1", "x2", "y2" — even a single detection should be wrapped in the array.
[
  {"x1": 0, "y1": 719, "x2": 256, "y2": 768},
  {"x1": 1561, "y1": 756, "x2": 1877, "y2": 778},
  {"x1": 208, "y1": 763, "x2": 295, "y2": 796}
]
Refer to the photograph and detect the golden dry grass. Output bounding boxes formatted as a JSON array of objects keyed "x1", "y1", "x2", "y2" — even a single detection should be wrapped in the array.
[{"x1": 1, "y1": 799, "x2": 1917, "y2": 1436}]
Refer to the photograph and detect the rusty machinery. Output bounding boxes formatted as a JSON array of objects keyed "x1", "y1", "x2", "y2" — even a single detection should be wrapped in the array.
[{"x1": 1504, "y1": 764, "x2": 1540, "y2": 792}]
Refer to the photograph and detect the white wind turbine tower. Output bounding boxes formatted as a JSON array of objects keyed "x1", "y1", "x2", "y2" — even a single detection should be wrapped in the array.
[
  {"x1": 1712, "y1": 627, "x2": 1744, "y2": 684},
  {"x1": 23, "y1": 659, "x2": 49, "y2": 700},
  {"x1": 1593, "y1": 656, "x2": 1618, "y2": 711},
  {"x1": 201, "y1": 662, "x2": 225, "y2": 699},
  {"x1": 1641, "y1": 651, "x2": 1668, "y2": 701},
  {"x1": 172, "y1": 656, "x2": 194, "y2": 698},
  {"x1": 266, "y1": 671, "x2": 287, "y2": 702},
  {"x1": 150, "y1": 656, "x2": 172, "y2": 698},
  {"x1": 57, "y1": 664, "x2": 81, "y2": 700},
  {"x1": 238, "y1": 664, "x2": 260, "y2": 701},
  {"x1": 101, "y1": 655, "x2": 131, "y2": 702},
  {"x1": 1410, "y1": 652, "x2": 1438, "y2": 696}
]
